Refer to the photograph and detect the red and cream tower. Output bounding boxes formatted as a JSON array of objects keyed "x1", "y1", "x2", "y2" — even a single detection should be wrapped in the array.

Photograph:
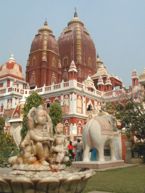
[
  {"x1": 58, "y1": 10, "x2": 97, "y2": 82},
  {"x1": 26, "y1": 21, "x2": 60, "y2": 88}
]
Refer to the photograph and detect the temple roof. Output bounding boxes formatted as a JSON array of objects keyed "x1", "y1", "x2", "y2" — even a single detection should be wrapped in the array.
[
  {"x1": 68, "y1": 60, "x2": 78, "y2": 72},
  {"x1": 30, "y1": 21, "x2": 58, "y2": 54},
  {"x1": 83, "y1": 75, "x2": 95, "y2": 89},
  {"x1": 58, "y1": 11, "x2": 97, "y2": 82},
  {"x1": 0, "y1": 54, "x2": 24, "y2": 80}
]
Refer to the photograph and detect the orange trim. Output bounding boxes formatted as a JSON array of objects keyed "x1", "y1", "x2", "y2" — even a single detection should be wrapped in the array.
[{"x1": 0, "y1": 74, "x2": 24, "y2": 81}]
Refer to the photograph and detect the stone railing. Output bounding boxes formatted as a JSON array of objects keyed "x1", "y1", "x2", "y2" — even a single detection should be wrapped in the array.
[
  {"x1": 0, "y1": 87, "x2": 30, "y2": 97},
  {"x1": 0, "y1": 80, "x2": 133, "y2": 102}
]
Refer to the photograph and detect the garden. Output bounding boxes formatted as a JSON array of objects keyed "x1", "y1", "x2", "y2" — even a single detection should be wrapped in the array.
[{"x1": 84, "y1": 165, "x2": 145, "y2": 193}]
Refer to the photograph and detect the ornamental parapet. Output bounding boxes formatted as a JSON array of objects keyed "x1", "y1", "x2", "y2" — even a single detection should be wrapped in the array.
[
  {"x1": 0, "y1": 87, "x2": 30, "y2": 97},
  {"x1": 0, "y1": 80, "x2": 134, "y2": 103}
]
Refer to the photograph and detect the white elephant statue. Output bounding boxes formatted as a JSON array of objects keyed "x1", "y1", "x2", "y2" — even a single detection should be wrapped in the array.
[{"x1": 82, "y1": 113, "x2": 118, "y2": 162}]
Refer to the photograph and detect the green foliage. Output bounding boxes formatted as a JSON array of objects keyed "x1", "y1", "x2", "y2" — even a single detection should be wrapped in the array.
[
  {"x1": 0, "y1": 116, "x2": 5, "y2": 132},
  {"x1": 21, "y1": 91, "x2": 43, "y2": 138},
  {"x1": 0, "y1": 132, "x2": 19, "y2": 167},
  {"x1": 105, "y1": 99, "x2": 145, "y2": 139},
  {"x1": 116, "y1": 100, "x2": 145, "y2": 138},
  {"x1": 49, "y1": 101, "x2": 62, "y2": 132},
  {"x1": 0, "y1": 116, "x2": 18, "y2": 167},
  {"x1": 105, "y1": 99, "x2": 145, "y2": 162}
]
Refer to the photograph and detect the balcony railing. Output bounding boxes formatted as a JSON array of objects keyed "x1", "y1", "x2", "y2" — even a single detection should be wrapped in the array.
[{"x1": 0, "y1": 80, "x2": 132, "y2": 102}]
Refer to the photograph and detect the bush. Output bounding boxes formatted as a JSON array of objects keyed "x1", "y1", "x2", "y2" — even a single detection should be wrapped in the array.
[
  {"x1": 132, "y1": 143, "x2": 145, "y2": 162},
  {"x1": 0, "y1": 133, "x2": 19, "y2": 167},
  {"x1": 49, "y1": 101, "x2": 62, "y2": 133}
]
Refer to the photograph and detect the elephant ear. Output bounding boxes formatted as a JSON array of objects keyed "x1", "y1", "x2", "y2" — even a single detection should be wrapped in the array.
[
  {"x1": 111, "y1": 116, "x2": 118, "y2": 131},
  {"x1": 105, "y1": 115, "x2": 117, "y2": 131}
]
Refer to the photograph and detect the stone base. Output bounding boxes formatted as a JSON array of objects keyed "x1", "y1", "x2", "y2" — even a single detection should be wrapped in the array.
[
  {"x1": 0, "y1": 168, "x2": 95, "y2": 193},
  {"x1": 130, "y1": 158, "x2": 143, "y2": 164},
  {"x1": 72, "y1": 160, "x2": 124, "y2": 170},
  {"x1": 11, "y1": 163, "x2": 67, "y2": 172}
]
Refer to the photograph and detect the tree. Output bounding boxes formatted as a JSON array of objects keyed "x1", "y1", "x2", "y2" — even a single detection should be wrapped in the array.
[
  {"x1": 0, "y1": 133, "x2": 19, "y2": 167},
  {"x1": 105, "y1": 98, "x2": 145, "y2": 139},
  {"x1": 49, "y1": 101, "x2": 63, "y2": 132},
  {"x1": 0, "y1": 116, "x2": 5, "y2": 133},
  {"x1": 21, "y1": 91, "x2": 43, "y2": 138},
  {"x1": 114, "y1": 100, "x2": 145, "y2": 139},
  {"x1": 106, "y1": 98, "x2": 145, "y2": 162}
]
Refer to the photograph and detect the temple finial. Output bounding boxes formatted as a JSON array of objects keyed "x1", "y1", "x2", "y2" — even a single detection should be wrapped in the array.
[
  {"x1": 9, "y1": 53, "x2": 15, "y2": 61},
  {"x1": 44, "y1": 18, "x2": 48, "y2": 26},
  {"x1": 74, "y1": 7, "x2": 78, "y2": 17}
]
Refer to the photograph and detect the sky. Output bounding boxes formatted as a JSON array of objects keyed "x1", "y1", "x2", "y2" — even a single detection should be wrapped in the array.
[{"x1": 0, "y1": 0, "x2": 145, "y2": 87}]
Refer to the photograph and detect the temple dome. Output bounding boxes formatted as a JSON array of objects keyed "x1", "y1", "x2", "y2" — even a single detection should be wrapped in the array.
[
  {"x1": 0, "y1": 54, "x2": 24, "y2": 80},
  {"x1": 58, "y1": 11, "x2": 97, "y2": 82},
  {"x1": 30, "y1": 21, "x2": 58, "y2": 54},
  {"x1": 26, "y1": 21, "x2": 60, "y2": 87}
]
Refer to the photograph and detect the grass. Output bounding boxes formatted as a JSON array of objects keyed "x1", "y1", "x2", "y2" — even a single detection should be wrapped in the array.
[{"x1": 83, "y1": 164, "x2": 145, "y2": 193}]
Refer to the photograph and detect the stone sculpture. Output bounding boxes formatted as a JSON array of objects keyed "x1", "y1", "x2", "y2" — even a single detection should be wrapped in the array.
[
  {"x1": 9, "y1": 105, "x2": 54, "y2": 169},
  {"x1": 9, "y1": 105, "x2": 71, "y2": 170},
  {"x1": 25, "y1": 105, "x2": 53, "y2": 165},
  {"x1": 82, "y1": 112, "x2": 118, "y2": 162},
  {"x1": 51, "y1": 123, "x2": 69, "y2": 165},
  {"x1": 1, "y1": 105, "x2": 95, "y2": 193}
]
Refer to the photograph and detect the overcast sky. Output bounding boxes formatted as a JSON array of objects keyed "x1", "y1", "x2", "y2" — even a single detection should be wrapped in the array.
[{"x1": 0, "y1": 0, "x2": 145, "y2": 87}]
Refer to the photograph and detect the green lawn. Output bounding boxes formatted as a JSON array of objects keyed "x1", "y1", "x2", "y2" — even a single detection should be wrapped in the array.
[{"x1": 83, "y1": 165, "x2": 145, "y2": 193}]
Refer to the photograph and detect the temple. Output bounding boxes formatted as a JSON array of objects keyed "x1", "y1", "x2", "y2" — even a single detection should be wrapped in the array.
[{"x1": 0, "y1": 11, "x2": 145, "y2": 139}]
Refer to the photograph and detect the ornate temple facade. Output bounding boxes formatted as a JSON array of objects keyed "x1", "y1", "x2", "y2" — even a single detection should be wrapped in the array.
[
  {"x1": 0, "y1": 11, "x2": 145, "y2": 139},
  {"x1": 0, "y1": 55, "x2": 27, "y2": 117}
]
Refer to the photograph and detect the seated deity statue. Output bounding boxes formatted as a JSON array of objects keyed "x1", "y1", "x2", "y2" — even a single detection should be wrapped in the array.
[
  {"x1": 9, "y1": 105, "x2": 54, "y2": 167},
  {"x1": 25, "y1": 105, "x2": 54, "y2": 165},
  {"x1": 51, "y1": 123, "x2": 69, "y2": 164}
]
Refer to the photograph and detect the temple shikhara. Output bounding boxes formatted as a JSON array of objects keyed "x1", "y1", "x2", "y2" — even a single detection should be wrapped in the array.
[{"x1": 0, "y1": 11, "x2": 145, "y2": 139}]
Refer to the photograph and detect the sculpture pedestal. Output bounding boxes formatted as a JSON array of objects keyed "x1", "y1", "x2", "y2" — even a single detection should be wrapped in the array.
[
  {"x1": 0, "y1": 168, "x2": 95, "y2": 193},
  {"x1": 72, "y1": 160, "x2": 124, "y2": 170}
]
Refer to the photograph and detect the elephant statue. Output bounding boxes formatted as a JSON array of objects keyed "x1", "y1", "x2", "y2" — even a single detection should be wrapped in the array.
[{"x1": 82, "y1": 113, "x2": 118, "y2": 162}]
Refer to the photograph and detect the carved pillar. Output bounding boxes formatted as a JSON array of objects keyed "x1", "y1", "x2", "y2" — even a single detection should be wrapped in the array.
[{"x1": 70, "y1": 93, "x2": 77, "y2": 114}]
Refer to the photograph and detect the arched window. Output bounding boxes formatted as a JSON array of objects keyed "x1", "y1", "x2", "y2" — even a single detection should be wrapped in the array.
[
  {"x1": 63, "y1": 57, "x2": 68, "y2": 68},
  {"x1": 64, "y1": 120, "x2": 69, "y2": 135},
  {"x1": 63, "y1": 95, "x2": 69, "y2": 113},
  {"x1": 77, "y1": 95, "x2": 83, "y2": 114},
  {"x1": 87, "y1": 104, "x2": 92, "y2": 111}
]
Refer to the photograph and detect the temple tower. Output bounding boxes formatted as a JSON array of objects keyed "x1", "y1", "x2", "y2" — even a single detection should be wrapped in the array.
[
  {"x1": 58, "y1": 10, "x2": 97, "y2": 83},
  {"x1": 26, "y1": 21, "x2": 60, "y2": 88}
]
